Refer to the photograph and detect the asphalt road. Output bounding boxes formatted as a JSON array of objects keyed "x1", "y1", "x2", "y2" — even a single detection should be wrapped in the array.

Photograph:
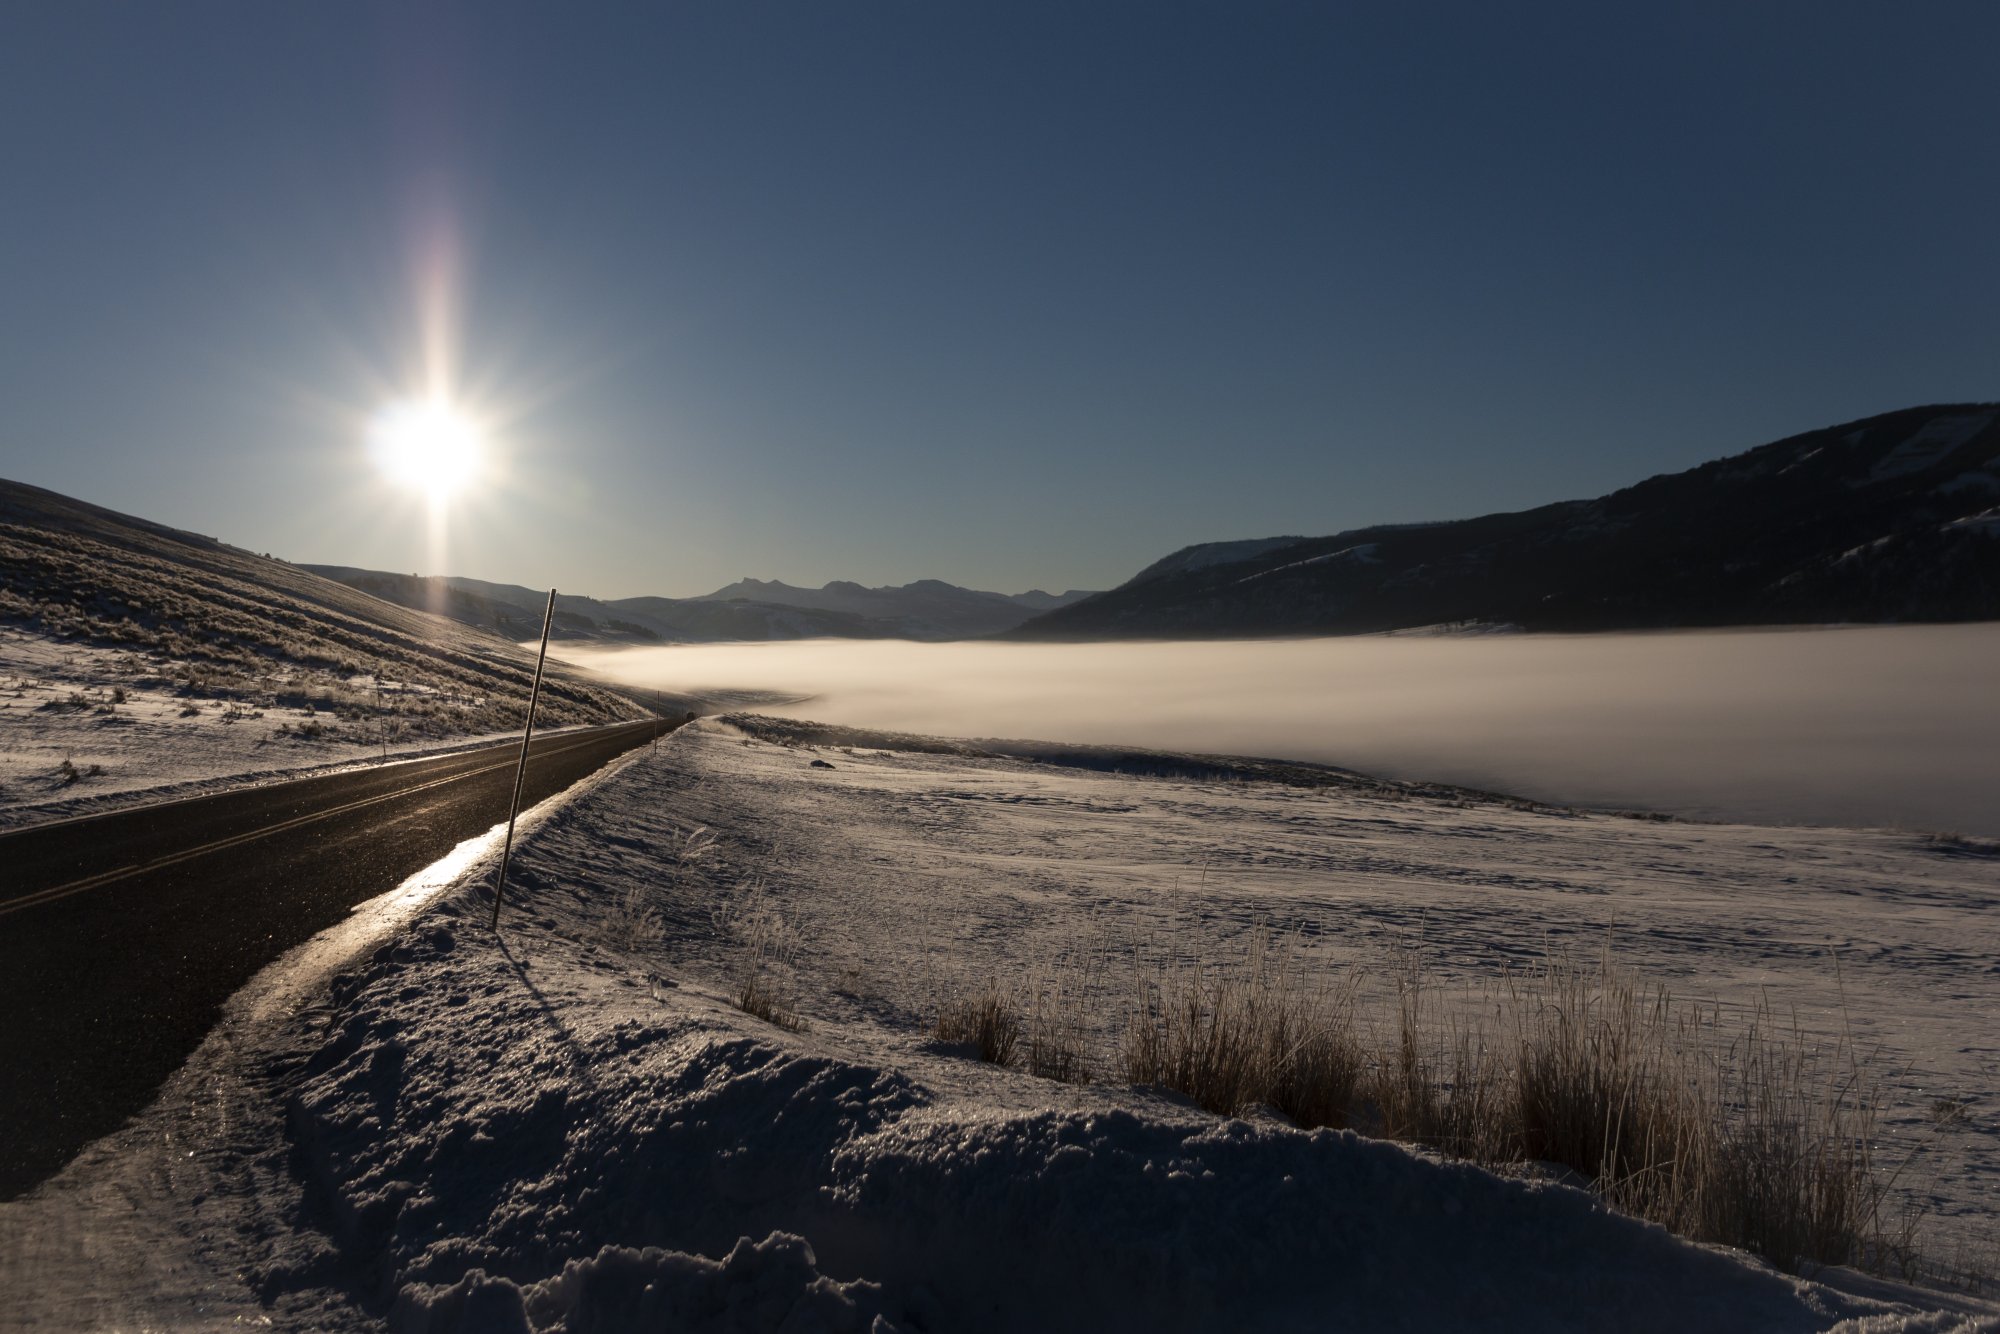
[{"x1": 0, "y1": 716, "x2": 672, "y2": 1199}]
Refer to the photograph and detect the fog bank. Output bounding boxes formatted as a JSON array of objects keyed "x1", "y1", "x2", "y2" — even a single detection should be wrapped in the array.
[{"x1": 564, "y1": 625, "x2": 2000, "y2": 837}]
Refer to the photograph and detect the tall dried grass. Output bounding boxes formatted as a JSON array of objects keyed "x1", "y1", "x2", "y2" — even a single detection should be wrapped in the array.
[
  {"x1": 1124, "y1": 933, "x2": 1365, "y2": 1129},
  {"x1": 1121, "y1": 938, "x2": 1904, "y2": 1275},
  {"x1": 1366, "y1": 963, "x2": 1513, "y2": 1161},
  {"x1": 716, "y1": 879, "x2": 806, "y2": 1032},
  {"x1": 603, "y1": 825, "x2": 717, "y2": 953},
  {"x1": 1503, "y1": 959, "x2": 1898, "y2": 1271},
  {"x1": 1024, "y1": 965, "x2": 1095, "y2": 1083},
  {"x1": 927, "y1": 947, "x2": 1099, "y2": 1081},
  {"x1": 934, "y1": 981, "x2": 1021, "y2": 1066}
]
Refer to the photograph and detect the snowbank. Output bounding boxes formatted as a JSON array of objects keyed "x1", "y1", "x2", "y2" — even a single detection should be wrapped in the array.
[
  {"x1": 3, "y1": 723, "x2": 1994, "y2": 1332},
  {"x1": 273, "y1": 893, "x2": 1990, "y2": 1332}
]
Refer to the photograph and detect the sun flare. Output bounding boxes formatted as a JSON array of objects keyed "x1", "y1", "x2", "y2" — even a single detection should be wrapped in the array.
[{"x1": 369, "y1": 399, "x2": 483, "y2": 502}]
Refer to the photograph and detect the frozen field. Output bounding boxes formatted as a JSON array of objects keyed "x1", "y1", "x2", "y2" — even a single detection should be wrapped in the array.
[
  {"x1": 667, "y1": 719, "x2": 2000, "y2": 1254},
  {"x1": 4, "y1": 720, "x2": 1995, "y2": 1331},
  {"x1": 565, "y1": 623, "x2": 2000, "y2": 838}
]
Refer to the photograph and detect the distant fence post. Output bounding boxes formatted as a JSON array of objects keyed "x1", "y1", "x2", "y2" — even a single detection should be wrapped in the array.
[{"x1": 491, "y1": 589, "x2": 556, "y2": 931}]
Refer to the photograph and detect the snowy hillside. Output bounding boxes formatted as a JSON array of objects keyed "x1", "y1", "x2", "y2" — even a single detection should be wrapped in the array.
[
  {"x1": 0, "y1": 479, "x2": 649, "y2": 729},
  {"x1": 0, "y1": 480, "x2": 683, "y2": 824},
  {"x1": 4, "y1": 721, "x2": 1993, "y2": 1331},
  {"x1": 0, "y1": 624, "x2": 602, "y2": 829}
]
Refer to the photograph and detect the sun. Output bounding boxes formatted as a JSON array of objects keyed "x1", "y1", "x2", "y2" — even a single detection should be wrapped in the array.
[{"x1": 369, "y1": 398, "x2": 483, "y2": 502}]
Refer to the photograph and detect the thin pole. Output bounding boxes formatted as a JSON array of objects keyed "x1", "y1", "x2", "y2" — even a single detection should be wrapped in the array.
[{"x1": 491, "y1": 588, "x2": 557, "y2": 930}]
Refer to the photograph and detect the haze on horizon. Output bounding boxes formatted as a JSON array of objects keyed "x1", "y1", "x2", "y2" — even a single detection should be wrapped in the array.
[
  {"x1": 1, "y1": 3, "x2": 1997, "y2": 598},
  {"x1": 564, "y1": 625, "x2": 2000, "y2": 841}
]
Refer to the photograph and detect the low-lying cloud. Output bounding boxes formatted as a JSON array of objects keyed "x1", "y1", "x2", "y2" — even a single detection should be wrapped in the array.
[{"x1": 563, "y1": 625, "x2": 2000, "y2": 837}]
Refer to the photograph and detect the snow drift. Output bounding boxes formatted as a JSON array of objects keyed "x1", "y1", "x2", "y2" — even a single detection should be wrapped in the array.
[{"x1": 3, "y1": 725, "x2": 1993, "y2": 1332}]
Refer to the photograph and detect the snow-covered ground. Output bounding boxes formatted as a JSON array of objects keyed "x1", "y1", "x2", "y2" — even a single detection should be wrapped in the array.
[
  {"x1": 5, "y1": 721, "x2": 1996, "y2": 1331},
  {"x1": 0, "y1": 628, "x2": 588, "y2": 830}
]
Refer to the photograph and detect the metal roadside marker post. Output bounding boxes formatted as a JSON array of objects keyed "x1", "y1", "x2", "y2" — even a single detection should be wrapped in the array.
[{"x1": 491, "y1": 588, "x2": 557, "y2": 931}]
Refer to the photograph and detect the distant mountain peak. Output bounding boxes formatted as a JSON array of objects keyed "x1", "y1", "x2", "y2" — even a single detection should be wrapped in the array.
[
  {"x1": 294, "y1": 569, "x2": 1104, "y2": 644},
  {"x1": 1007, "y1": 588, "x2": 1098, "y2": 613},
  {"x1": 686, "y1": 574, "x2": 1098, "y2": 638}
]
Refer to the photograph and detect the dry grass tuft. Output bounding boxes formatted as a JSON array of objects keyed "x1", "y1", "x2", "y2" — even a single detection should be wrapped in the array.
[
  {"x1": 1123, "y1": 933, "x2": 1364, "y2": 1129},
  {"x1": 1498, "y1": 960, "x2": 1897, "y2": 1273},
  {"x1": 1119, "y1": 936, "x2": 1906, "y2": 1277},
  {"x1": 1367, "y1": 969, "x2": 1512, "y2": 1161},
  {"x1": 935, "y1": 983, "x2": 1021, "y2": 1066},
  {"x1": 1509, "y1": 960, "x2": 1696, "y2": 1198},
  {"x1": 1676, "y1": 1000, "x2": 1891, "y2": 1272},
  {"x1": 601, "y1": 884, "x2": 664, "y2": 952},
  {"x1": 717, "y1": 880, "x2": 807, "y2": 1032},
  {"x1": 1024, "y1": 962, "x2": 1097, "y2": 1083},
  {"x1": 603, "y1": 825, "x2": 717, "y2": 955},
  {"x1": 737, "y1": 972, "x2": 807, "y2": 1033}
]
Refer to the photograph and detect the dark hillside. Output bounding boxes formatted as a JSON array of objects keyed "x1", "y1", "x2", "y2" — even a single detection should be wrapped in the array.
[{"x1": 1009, "y1": 404, "x2": 2000, "y2": 639}]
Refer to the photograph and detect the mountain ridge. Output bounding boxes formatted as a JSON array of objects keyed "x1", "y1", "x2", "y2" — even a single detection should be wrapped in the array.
[
  {"x1": 300, "y1": 569, "x2": 1098, "y2": 643},
  {"x1": 1008, "y1": 403, "x2": 2000, "y2": 640}
]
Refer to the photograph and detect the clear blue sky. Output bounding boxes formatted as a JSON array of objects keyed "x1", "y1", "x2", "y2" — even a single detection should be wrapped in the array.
[{"x1": 2, "y1": 2, "x2": 1994, "y2": 598}]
